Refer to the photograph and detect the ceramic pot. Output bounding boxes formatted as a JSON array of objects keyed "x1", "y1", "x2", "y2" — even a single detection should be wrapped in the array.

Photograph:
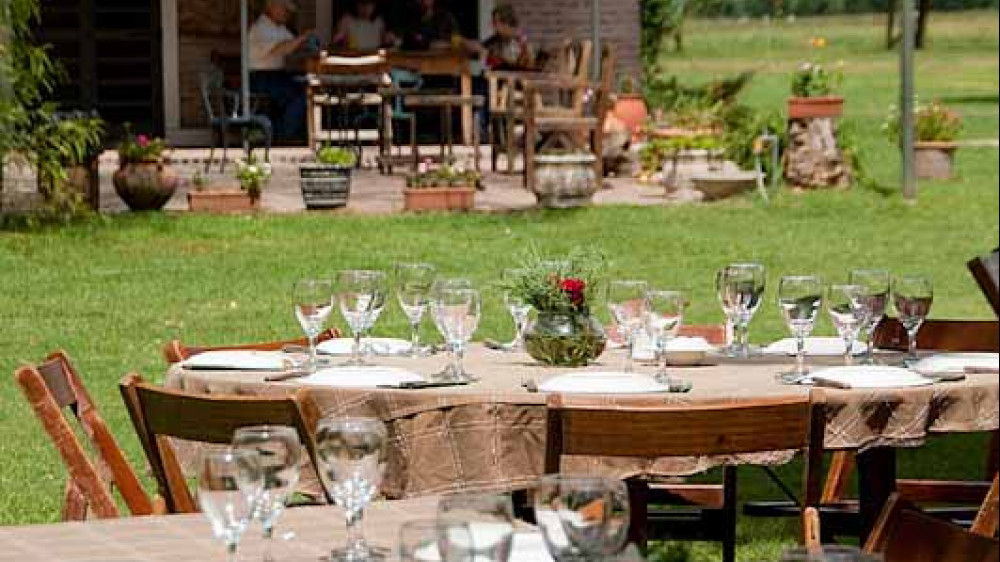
[
  {"x1": 787, "y1": 96, "x2": 844, "y2": 119},
  {"x1": 914, "y1": 141, "x2": 957, "y2": 180},
  {"x1": 112, "y1": 159, "x2": 178, "y2": 211},
  {"x1": 613, "y1": 94, "x2": 649, "y2": 138},
  {"x1": 523, "y1": 312, "x2": 607, "y2": 367}
]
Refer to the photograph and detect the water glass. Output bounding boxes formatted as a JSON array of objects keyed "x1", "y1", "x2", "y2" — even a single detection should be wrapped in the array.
[
  {"x1": 643, "y1": 289, "x2": 686, "y2": 384},
  {"x1": 231, "y1": 425, "x2": 302, "y2": 562},
  {"x1": 293, "y1": 279, "x2": 333, "y2": 373},
  {"x1": 718, "y1": 263, "x2": 766, "y2": 357},
  {"x1": 437, "y1": 494, "x2": 515, "y2": 562},
  {"x1": 314, "y1": 416, "x2": 388, "y2": 562},
  {"x1": 826, "y1": 284, "x2": 866, "y2": 365},
  {"x1": 398, "y1": 519, "x2": 473, "y2": 562},
  {"x1": 777, "y1": 275, "x2": 824, "y2": 381},
  {"x1": 336, "y1": 270, "x2": 388, "y2": 366},
  {"x1": 892, "y1": 274, "x2": 933, "y2": 363},
  {"x1": 395, "y1": 262, "x2": 436, "y2": 357},
  {"x1": 535, "y1": 475, "x2": 620, "y2": 561},
  {"x1": 430, "y1": 287, "x2": 481, "y2": 382},
  {"x1": 607, "y1": 280, "x2": 649, "y2": 373},
  {"x1": 849, "y1": 269, "x2": 890, "y2": 364},
  {"x1": 197, "y1": 449, "x2": 264, "y2": 562},
  {"x1": 501, "y1": 268, "x2": 532, "y2": 352}
]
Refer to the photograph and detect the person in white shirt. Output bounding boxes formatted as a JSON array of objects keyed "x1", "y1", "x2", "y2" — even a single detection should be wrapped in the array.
[
  {"x1": 248, "y1": 0, "x2": 315, "y2": 141},
  {"x1": 332, "y1": 0, "x2": 393, "y2": 52}
]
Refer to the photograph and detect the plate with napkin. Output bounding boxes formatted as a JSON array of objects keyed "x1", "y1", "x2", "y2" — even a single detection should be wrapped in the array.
[
  {"x1": 181, "y1": 350, "x2": 291, "y2": 371},
  {"x1": 295, "y1": 366, "x2": 425, "y2": 388},
  {"x1": 538, "y1": 371, "x2": 672, "y2": 394},
  {"x1": 763, "y1": 337, "x2": 865, "y2": 357},
  {"x1": 806, "y1": 366, "x2": 933, "y2": 389},
  {"x1": 316, "y1": 337, "x2": 412, "y2": 356},
  {"x1": 911, "y1": 353, "x2": 999, "y2": 375},
  {"x1": 627, "y1": 334, "x2": 716, "y2": 365}
]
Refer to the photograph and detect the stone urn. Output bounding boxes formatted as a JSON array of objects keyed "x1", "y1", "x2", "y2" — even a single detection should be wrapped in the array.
[
  {"x1": 113, "y1": 159, "x2": 179, "y2": 211},
  {"x1": 914, "y1": 141, "x2": 957, "y2": 180},
  {"x1": 523, "y1": 312, "x2": 607, "y2": 367},
  {"x1": 532, "y1": 153, "x2": 599, "y2": 209}
]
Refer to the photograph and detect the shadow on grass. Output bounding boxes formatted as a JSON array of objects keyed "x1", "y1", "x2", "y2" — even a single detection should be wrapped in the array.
[{"x1": 937, "y1": 94, "x2": 1000, "y2": 105}]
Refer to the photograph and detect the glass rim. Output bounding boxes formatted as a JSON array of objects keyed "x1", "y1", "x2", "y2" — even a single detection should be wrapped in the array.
[
  {"x1": 232, "y1": 424, "x2": 299, "y2": 439},
  {"x1": 723, "y1": 262, "x2": 765, "y2": 270},
  {"x1": 780, "y1": 274, "x2": 823, "y2": 282},
  {"x1": 202, "y1": 447, "x2": 260, "y2": 463},
  {"x1": 316, "y1": 415, "x2": 387, "y2": 432}
]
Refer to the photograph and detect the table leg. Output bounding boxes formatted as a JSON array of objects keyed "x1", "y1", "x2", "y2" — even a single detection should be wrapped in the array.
[
  {"x1": 857, "y1": 446, "x2": 897, "y2": 544},
  {"x1": 306, "y1": 84, "x2": 316, "y2": 150},
  {"x1": 444, "y1": 103, "x2": 454, "y2": 161},
  {"x1": 460, "y1": 71, "x2": 472, "y2": 145}
]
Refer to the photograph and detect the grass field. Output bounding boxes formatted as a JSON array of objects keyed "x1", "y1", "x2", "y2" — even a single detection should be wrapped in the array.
[{"x1": 1, "y1": 10, "x2": 997, "y2": 561}]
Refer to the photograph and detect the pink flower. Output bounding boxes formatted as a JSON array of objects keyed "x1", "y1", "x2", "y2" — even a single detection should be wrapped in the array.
[{"x1": 136, "y1": 134, "x2": 150, "y2": 148}]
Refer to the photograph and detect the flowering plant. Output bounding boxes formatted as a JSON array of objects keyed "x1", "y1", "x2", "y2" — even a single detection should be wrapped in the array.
[
  {"x1": 405, "y1": 159, "x2": 482, "y2": 189},
  {"x1": 117, "y1": 124, "x2": 166, "y2": 164},
  {"x1": 503, "y1": 247, "x2": 604, "y2": 316},
  {"x1": 790, "y1": 62, "x2": 842, "y2": 98},
  {"x1": 235, "y1": 152, "x2": 272, "y2": 200},
  {"x1": 882, "y1": 98, "x2": 962, "y2": 143}
]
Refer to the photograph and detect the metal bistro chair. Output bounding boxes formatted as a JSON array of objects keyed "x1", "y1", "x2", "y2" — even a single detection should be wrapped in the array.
[{"x1": 199, "y1": 69, "x2": 272, "y2": 172}]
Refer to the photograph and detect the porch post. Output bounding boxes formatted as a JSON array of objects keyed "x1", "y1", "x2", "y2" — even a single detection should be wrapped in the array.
[
  {"x1": 591, "y1": 0, "x2": 601, "y2": 79},
  {"x1": 241, "y1": 0, "x2": 251, "y2": 119},
  {"x1": 900, "y1": 0, "x2": 916, "y2": 200}
]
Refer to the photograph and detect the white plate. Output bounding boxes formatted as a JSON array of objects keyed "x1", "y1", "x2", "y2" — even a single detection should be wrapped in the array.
[
  {"x1": 296, "y1": 366, "x2": 424, "y2": 388},
  {"x1": 807, "y1": 366, "x2": 933, "y2": 388},
  {"x1": 316, "y1": 337, "x2": 412, "y2": 356},
  {"x1": 630, "y1": 335, "x2": 716, "y2": 364},
  {"x1": 538, "y1": 371, "x2": 671, "y2": 394},
  {"x1": 763, "y1": 337, "x2": 866, "y2": 357},
  {"x1": 181, "y1": 350, "x2": 289, "y2": 371},
  {"x1": 911, "y1": 353, "x2": 999, "y2": 375}
]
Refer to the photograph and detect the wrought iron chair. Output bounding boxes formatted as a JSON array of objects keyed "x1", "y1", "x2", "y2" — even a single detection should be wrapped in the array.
[{"x1": 199, "y1": 68, "x2": 272, "y2": 172}]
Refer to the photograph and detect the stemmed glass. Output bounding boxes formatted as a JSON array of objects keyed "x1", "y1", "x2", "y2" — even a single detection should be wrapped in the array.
[
  {"x1": 535, "y1": 475, "x2": 625, "y2": 561},
  {"x1": 430, "y1": 286, "x2": 481, "y2": 382},
  {"x1": 826, "y1": 284, "x2": 866, "y2": 366},
  {"x1": 718, "y1": 263, "x2": 766, "y2": 357},
  {"x1": 437, "y1": 494, "x2": 515, "y2": 562},
  {"x1": 336, "y1": 270, "x2": 388, "y2": 366},
  {"x1": 395, "y1": 263, "x2": 436, "y2": 357},
  {"x1": 293, "y1": 279, "x2": 334, "y2": 374},
  {"x1": 398, "y1": 519, "x2": 473, "y2": 562},
  {"x1": 893, "y1": 274, "x2": 933, "y2": 364},
  {"x1": 849, "y1": 269, "x2": 890, "y2": 364},
  {"x1": 501, "y1": 268, "x2": 532, "y2": 352},
  {"x1": 607, "y1": 280, "x2": 649, "y2": 373},
  {"x1": 197, "y1": 449, "x2": 264, "y2": 562},
  {"x1": 314, "y1": 416, "x2": 388, "y2": 562},
  {"x1": 232, "y1": 425, "x2": 302, "y2": 562},
  {"x1": 643, "y1": 289, "x2": 686, "y2": 384},
  {"x1": 777, "y1": 275, "x2": 824, "y2": 382}
]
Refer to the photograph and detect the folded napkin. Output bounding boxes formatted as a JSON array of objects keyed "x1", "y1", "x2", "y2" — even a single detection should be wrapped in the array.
[
  {"x1": 538, "y1": 371, "x2": 671, "y2": 394},
  {"x1": 912, "y1": 353, "x2": 999, "y2": 375},
  {"x1": 764, "y1": 337, "x2": 865, "y2": 357},
  {"x1": 316, "y1": 338, "x2": 411, "y2": 357},
  {"x1": 296, "y1": 366, "x2": 424, "y2": 388},
  {"x1": 181, "y1": 350, "x2": 290, "y2": 371},
  {"x1": 808, "y1": 366, "x2": 933, "y2": 389}
]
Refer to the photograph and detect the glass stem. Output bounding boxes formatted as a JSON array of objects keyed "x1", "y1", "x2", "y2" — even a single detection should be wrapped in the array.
[
  {"x1": 409, "y1": 322, "x2": 421, "y2": 357},
  {"x1": 513, "y1": 316, "x2": 526, "y2": 347},
  {"x1": 624, "y1": 330, "x2": 634, "y2": 373},
  {"x1": 453, "y1": 342, "x2": 465, "y2": 378},
  {"x1": 352, "y1": 330, "x2": 362, "y2": 364},
  {"x1": 345, "y1": 507, "x2": 365, "y2": 555},
  {"x1": 307, "y1": 335, "x2": 317, "y2": 373},
  {"x1": 262, "y1": 525, "x2": 275, "y2": 562},
  {"x1": 658, "y1": 335, "x2": 669, "y2": 379},
  {"x1": 739, "y1": 324, "x2": 750, "y2": 358},
  {"x1": 843, "y1": 334, "x2": 854, "y2": 366},
  {"x1": 226, "y1": 541, "x2": 238, "y2": 562},
  {"x1": 907, "y1": 328, "x2": 918, "y2": 361},
  {"x1": 795, "y1": 334, "x2": 807, "y2": 375}
]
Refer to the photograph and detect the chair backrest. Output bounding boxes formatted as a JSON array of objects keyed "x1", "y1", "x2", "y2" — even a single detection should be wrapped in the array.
[
  {"x1": 163, "y1": 328, "x2": 339, "y2": 364},
  {"x1": 15, "y1": 351, "x2": 155, "y2": 520},
  {"x1": 968, "y1": 249, "x2": 1000, "y2": 316},
  {"x1": 119, "y1": 373, "x2": 328, "y2": 513},
  {"x1": 972, "y1": 474, "x2": 999, "y2": 538},
  {"x1": 198, "y1": 67, "x2": 234, "y2": 121},
  {"x1": 864, "y1": 494, "x2": 1000, "y2": 562},
  {"x1": 873, "y1": 318, "x2": 999, "y2": 352}
]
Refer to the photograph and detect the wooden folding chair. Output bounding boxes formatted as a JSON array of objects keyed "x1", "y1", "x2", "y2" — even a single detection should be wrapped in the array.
[
  {"x1": 968, "y1": 248, "x2": 999, "y2": 316},
  {"x1": 162, "y1": 328, "x2": 339, "y2": 364},
  {"x1": 873, "y1": 317, "x2": 1000, "y2": 353},
  {"x1": 15, "y1": 351, "x2": 157, "y2": 520},
  {"x1": 864, "y1": 494, "x2": 999, "y2": 561},
  {"x1": 971, "y1": 473, "x2": 999, "y2": 538},
  {"x1": 119, "y1": 373, "x2": 329, "y2": 513},
  {"x1": 544, "y1": 392, "x2": 827, "y2": 562}
]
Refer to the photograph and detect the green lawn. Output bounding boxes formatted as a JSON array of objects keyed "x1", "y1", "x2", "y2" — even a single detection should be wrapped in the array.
[{"x1": 1, "y1": 10, "x2": 997, "y2": 562}]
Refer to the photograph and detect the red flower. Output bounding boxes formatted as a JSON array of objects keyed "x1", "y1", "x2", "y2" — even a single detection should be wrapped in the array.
[
  {"x1": 560, "y1": 277, "x2": 586, "y2": 306},
  {"x1": 136, "y1": 134, "x2": 150, "y2": 148}
]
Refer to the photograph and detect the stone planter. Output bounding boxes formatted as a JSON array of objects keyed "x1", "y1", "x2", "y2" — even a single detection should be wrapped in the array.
[
  {"x1": 532, "y1": 153, "x2": 598, "y2": 209},
  {"x1": 914, "y1": 141, "x2": 957, "y2": 180},
  {"x1": 113, "y1": 159, "x2": 179, "y2": 211},
  {"x1": 403, "y1": 186, "x2": 475, "y2": 212},
  {"x1": 188, "y1": 189, "x2": 259, "y2": 212},
  {"x1": 612, "y1": 94, "x2": 649, "y2": 139},
  {"x1": 787, "y1": 96, "x2": 844, "y2": 119},
  {"x1": 523, "y1": 312, "x2": 607, "y2": 367},
  {"x1": 690, "y1": 170, "x2": 759, "y2": 201},
  {"x1": 300, "y1": 164, "x2": 352, "y2": 209}
]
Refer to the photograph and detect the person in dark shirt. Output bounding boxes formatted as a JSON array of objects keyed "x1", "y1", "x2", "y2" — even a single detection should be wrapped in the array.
[
  {"x1": 403, "y1": 0, "x2": 459, "y2": 50},
  {"x1": 481, "y1": 4, "x2": 533, "y2": 70}
]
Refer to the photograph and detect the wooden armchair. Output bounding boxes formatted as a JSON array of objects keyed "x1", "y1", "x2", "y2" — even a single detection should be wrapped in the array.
[
  {"x1": 162, "y1": 328, "x2": 339, "y2": 364},
  {"x1": 15, "y1": 351, "x2": 158, "y2": 520}
]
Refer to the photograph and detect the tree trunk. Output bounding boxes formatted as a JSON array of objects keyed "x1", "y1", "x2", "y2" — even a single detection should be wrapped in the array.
[{"x1": 784, "y1": 118, "x2": 852, "y2": 190}]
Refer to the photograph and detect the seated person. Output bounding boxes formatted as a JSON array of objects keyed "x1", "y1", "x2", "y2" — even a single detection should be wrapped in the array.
[
  {"x1": 332, "y1": 0, "x2": 394, "y2": 52},
  {"x1": 401, "y1": 0, "x2": 460, "y2": 50},
  {"x1": 248, "y1": 0, "x2": 315, "y2": 142},
  {"x1": 482, "y1": 4, "x2": 533, "y2": 70}
]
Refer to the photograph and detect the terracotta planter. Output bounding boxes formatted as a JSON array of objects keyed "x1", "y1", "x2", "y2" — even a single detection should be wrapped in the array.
[
  {"x1": 113, "y1": 159, "x2": 178, "y2": 211},
  {"x1": 787, "y1": 96, "x2": 844, "y2": 119},
  {"x1": 403, "y1": 186, "x2": 475, "y2": 212},
  {"x1": 612, "y1": 94, "x2": 649, "y2": 138},
  {"x1": 914, "y1": 141, "x2": 957, "y2": 180},
  {"x1": 188, "y1": 189, "x2": 260, "y2": 212}
]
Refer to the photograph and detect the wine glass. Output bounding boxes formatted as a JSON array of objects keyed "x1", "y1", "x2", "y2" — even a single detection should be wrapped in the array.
[
  {"x1": 231, "y1": 425, "x2": 302, "y2": 562},
  {"x1": 893, "y1": 274, "x2": 933, "y2": 364},
  {"x1": 398, "y1": 519, "x2": 473, "y2": 562},
  {"x1": 715, "y1": 268, "x2": 737, "y2": 355},
  {"x1": 293, "y1": 279, "x2": 333, "y2": 374},
  {"x1": 849, "y1": 269, "x2": 890, "y2": 364},
  {"x1": 314, "y1": 416, "x2": 388, "y2": 562},
  {"x1": 437, "y1": 494, "x2": 515, "y2": 562},
  {"x1": 197, "y1": 449, "x2": 264, "y2": 562},
  {"x1": 336, "y1": 270, "x2": 388, "y2": 366},
  {"x1": 430, "y1": 287, "x2": 481, "y2": 383},
  {"x1": 395, "y1": 262, "x2": 436, "y2": 357},
  {"x1": 826, "y1": 284, "x2": 866, "y2": 366},
  {"x1": 535, "y1": 475, "x2": 616, "y2": 561},
  {"x1": 643, "y1": 289, "x2": 686, "y2": 384},
  {"x1": 718, "y1": 263, "x2": 766, "y2": 357},
  {"x1": 501, "y1": 268, "x2": 532, "y2": 352},
  {"x1": 606, "y1": 280, "x2": 649, "y2": 373},
  {"x1": 777, "y1": 275, "x2": 824, "y2": 382}
]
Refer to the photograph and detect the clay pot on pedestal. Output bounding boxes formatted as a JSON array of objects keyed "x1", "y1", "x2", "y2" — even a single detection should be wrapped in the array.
[
  {"x1": 612, "y1": 94, "x2": 649, "y2": 139},
  {"x1": 112, "y1": 159, "x2": 178, "y2": 211},
  {"x1": 914, "y1": 141, "x2": 957, "y2": 180},
  {"x1": 787, "y1": 96, "x2": 844, "y2": 119}
]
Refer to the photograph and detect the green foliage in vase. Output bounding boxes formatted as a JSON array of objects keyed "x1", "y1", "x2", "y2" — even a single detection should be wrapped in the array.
[{"x1": 502, "y1": 246, "x2": 605, "y2": 317}]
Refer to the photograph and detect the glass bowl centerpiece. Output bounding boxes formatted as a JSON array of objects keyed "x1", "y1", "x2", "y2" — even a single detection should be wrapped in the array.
[{"x1": 504, "y1": 249, "x2": 607, "y2": 367}]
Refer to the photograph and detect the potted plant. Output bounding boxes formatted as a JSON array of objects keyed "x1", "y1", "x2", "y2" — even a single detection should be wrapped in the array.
[
  {"x1": 787, "y1": 62, "x2": 844, "y2": 119},
  {"x1": 883, "y1": 99, "x2": 962, "y2": 180},
  {"x1": 300, "y1": 145, "x2": 356, "y2": 209},
  {"x1": 403, "y1": 160, "x2": 479, "y2": 212},
  {"x1": 112, "y1": 125, "x2": 179, "y2": 211},
  {"x1": 502, "y1": 248, "x2": 607, "y2": 366},
  {"x1": 187, "y1": 152, "x2": 270, "y2": 212},
  {"x1": 611, "y1": 75, "x2": 648, "y2": 139},
  {"x1": 36, "y1": 111, "x2": 105, "y2": 212}
]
